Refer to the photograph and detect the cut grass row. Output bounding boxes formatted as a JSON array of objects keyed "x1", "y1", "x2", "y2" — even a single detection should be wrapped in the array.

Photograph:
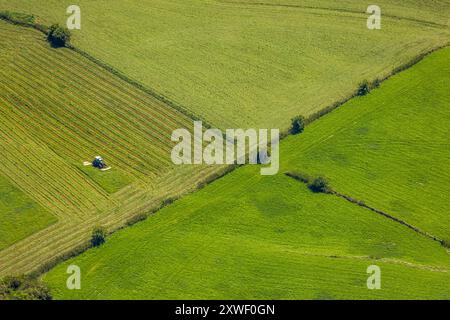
[
  {"x1": 0, "y1": 34, "x2": 188, "y2": 178},
  {"x1": 1, "y1": 0, "x2": 448, "y2": 128},
  {"x1": 0, "y1": 20, "x2": 226, "y2": 274},
  {"x1": 0, "y1": 164, "x2": 226, "y2": 276}
]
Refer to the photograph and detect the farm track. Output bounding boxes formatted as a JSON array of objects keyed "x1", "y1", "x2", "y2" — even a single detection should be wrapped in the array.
[{"x1": 0, "y1": 21, "x2": 227, "y2": 276}]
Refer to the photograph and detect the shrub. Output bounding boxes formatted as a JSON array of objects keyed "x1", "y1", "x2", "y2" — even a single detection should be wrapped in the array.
[
  {"x1": 285, "y1": 171, "x2": 311, "y2": 184},
  {"x1": 357, "y1": 80, "x2": 370, "y2": 96},
  {"x1": 0, "y1": 275, "x2": 52, "y2": 300},
  {"x1": 0, "y1": 11, "x2": 35, "y2": 25},
  {"x1": 126, "y1": 213, "x2": 147, "y2": 226},
  {"x1": 47, "y1": 24, "x2": 71, "y2": 47},
  {"x1": 442, "y1": 240, "x2": 450, "y2": 249},
  {"x1": 290, "y1": 115, "x2": 306, "y2": 135},
  {"x1": 372, "y1": 78, "x2": 382, "y2": 89},
  {"x1": 91, "y1": 226, "x2": 107, "y2": 247},
  {"x1": 308, "y1": 176, "x2": 331, "y2": 193},
  {"x1": 162, "y1": 196, "x2": 178, "y2": 207}
]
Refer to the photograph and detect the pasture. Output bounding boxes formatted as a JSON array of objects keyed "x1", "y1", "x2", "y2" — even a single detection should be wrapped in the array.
[
  {"x1": 281, "y1": 46, "x2": 450, "y2": 240},
  {"x1": 43, "y1": 167, "x2": 450, "y2": 299},
  {"x1": 0, "y1": 175, "x2": 56, "y2": 251},
  {"x1": 43, "y1": 48, "x2": 450, "y2": 299},
  {"x1": 1, "y1": 0, "x2": 449, "y2": 129}
]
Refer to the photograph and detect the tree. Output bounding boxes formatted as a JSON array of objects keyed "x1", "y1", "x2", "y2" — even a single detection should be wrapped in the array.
[
  {"x1": 308, "y1": 176, "x2": 331, "y2": 193},
  {"x1": 290, "y1": 115, "x2": 306, "y2": 135},
  {"x1": 0, "y1": 275, "x2": 52, "y2": 300},
  {"x1": 357, "y1": 80, "x2": 370, "y2": 96},
  {"x1": 47, "y1": 24, "x2": 71, "y2": 47},
  {"x1": 91, "y1": 226, "x2": 107, "y2": 247}
]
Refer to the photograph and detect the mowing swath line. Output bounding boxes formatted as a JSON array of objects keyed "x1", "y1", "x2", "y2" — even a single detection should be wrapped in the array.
[
  {"x1": 0, "y1": 109, "x2": 109, "y2": 202},
  {"x1": 0, "y1": 20, "x2": 230, "y2": 276},
  {"x1": 0, "y1": 120, "x2": 109, "y2": 214},
  {"x1": 1, "y1": 41, "x2": 196, "y2": 174},
  {"x1": 0, "y1": 21, "x2": 199, "y2": 131},
  {"x1": 0, "y1": 70, "x2": 165, "y2": 173},
  {"x1": 1, "y1": 73, "x2": 166, "y2": 177},
  {"x1": 219, "y1": 1, "x2": 449, "y2": 28},
  {"x1": 0, "y1": 25, "x2": 196, "y2": 180},
  {"x1": 15, "y1": 44, "x2": 187, "y2": 145},
  {"x1": 1, "y1": 56, "x2": 174, "y2": 176},
  {"x1": 0, "y1": 165, "x2": 224, "y2": 275}
]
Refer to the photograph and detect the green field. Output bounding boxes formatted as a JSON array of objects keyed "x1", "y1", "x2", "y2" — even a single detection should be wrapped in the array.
[
  {"x1": 280, "y1": 46, "x2": 450, "y2": 240},
  {"x1": 0, "y1": 175, "x2": 56, "y2": 251},
  {"x1": 0, "y1": 20, "x2": 222, "y2": 276},
  {"x1": 1, "y1": 0, "x2": 448, "y2": 128},
  {"x1": 43, "y1": 47, "x2": 450, "y2": 299},
  {"x1": 0, "y1": 0, "x2": 449, "y2": 300},
  {"x1": 43, "y1": 172, "x2": 450, "y2": 299}
]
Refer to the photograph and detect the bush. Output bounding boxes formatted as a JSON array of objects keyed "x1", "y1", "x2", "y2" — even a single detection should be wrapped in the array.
[
  {"x1": 126, "y1": 213, "x2": 147, "y2": 226},
  {"x1": 0, "y1": 11, "x2": 35, "y2": 25},
  {"x1": 442, "y1": 240, "x2": 450, "y2": 249},
  {"x1": 308, "y1": 176, "x2": 331, "y2": 193},
  {"x1": 0, "y1": 275, "x2": 52, "y2": 300},
  {"x1": 290, "y1": 115, "x2": 306, "y2": 134},
  {"x1": 91, "y1": 226, "x2": 107, "y2": 247},
  {"x1": 372, "y1": 78, "x2": 381, "y2": 89},
  {"x1": 357, "y1": 80, "x2": 370, "y2": 96},
  {"x1": 47, "y1": 24, "x2": 71, "y2": 47},
  {"x1": 162, "y1": 196, "x2": 178, "y2": 207},
  {"x1": 285, "y1": 171, "x2": 311, "y2": 184}
]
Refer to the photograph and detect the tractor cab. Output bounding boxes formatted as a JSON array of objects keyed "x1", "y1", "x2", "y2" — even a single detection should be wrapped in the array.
[{"x1": 92, "y1": 156, "x2": 107, "y2": 169}]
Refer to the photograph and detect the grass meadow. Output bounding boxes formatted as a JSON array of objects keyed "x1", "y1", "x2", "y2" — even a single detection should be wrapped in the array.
[
  {"x1": 0, "y1": 20, "x2": 223, "y2": 276},
  {"x1": 1, "y1": 0, "x2": 448, "y2": 129},
  {"x1": 0, "y1": 175, "x2": 56, "y2": 251},
  {"x1": 281, "y1": 46, "x2": 450, "y2": 240},
  {"x1": 43, "y1": 48, "x2": 450, "y2": 299},
  {"x1": 0, "y1": 0, "x2": 448, "y2": 300},
  {"x1": 43, "y1": 167, "x2": 450, "y2": 299}
]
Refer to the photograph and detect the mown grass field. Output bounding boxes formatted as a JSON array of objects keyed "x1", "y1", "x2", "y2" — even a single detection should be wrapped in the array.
[
  {"x1": 43, "y1": 48, "x2": 450, "y2": 299},
  {"x1": 0, "y1": 20, "x2": 223, "y2": 276},
  {"x1": 1, "y1": 0, "x2": 448, "y2": 128}
]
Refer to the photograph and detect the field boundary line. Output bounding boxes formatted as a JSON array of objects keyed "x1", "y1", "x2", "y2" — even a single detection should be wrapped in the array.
[
  {"x1": 0, "y1": 12, "x2": 213, "y2": 130},
  {"x1": 332, "y1": 191, "x2": 444, "y2": 244},
  {"x1": 219, "y1": 1, "x2": 449, "y2": 28},
  {"x1": 302, "y1": 42, "x2": 450, "y2": 130},
  {"x1": 285, "y1": 172, "x2": 446, "y2": 247},
  {"x1": 262, "y1": 242, "x2": 450, "y2": 273},
  {"x1": 0, "y1": 12, "x2": 449, "y2": 278},
  {"x1": 1, "y1": 11, "x2": 449, "y2": 134}
]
